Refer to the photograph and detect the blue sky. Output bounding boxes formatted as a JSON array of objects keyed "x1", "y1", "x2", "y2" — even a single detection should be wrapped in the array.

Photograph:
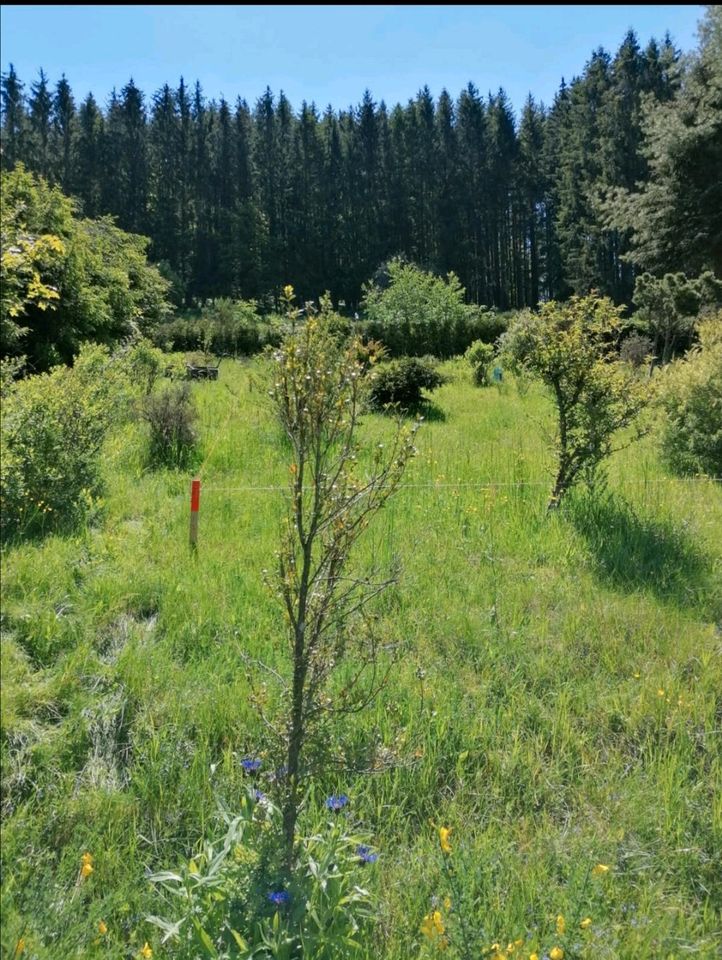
[{"x1": 1, "y1": 5, "x2": 705, "y2": 114}]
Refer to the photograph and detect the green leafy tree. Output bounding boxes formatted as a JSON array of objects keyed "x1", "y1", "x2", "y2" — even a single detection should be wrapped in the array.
[
  {"x1": 1, "y1": 165, "x2": 170, "y2": 368},
  {"x1": 500, "y1": 293, "x2": 650, "y2": 508}
]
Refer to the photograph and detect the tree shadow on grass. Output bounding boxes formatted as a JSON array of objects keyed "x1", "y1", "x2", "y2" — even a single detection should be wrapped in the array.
[
  {"x1": 568, "y1": 493, "x2": 717, "y2": 616},
  {"x1": 374, "y1": 399, "x2": 447, "y2": 423}
]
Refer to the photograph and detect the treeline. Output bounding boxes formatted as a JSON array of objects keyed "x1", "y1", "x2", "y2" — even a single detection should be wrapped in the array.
[{"x1": 1, "y1": 15, "x2": 719, "y2": 309}]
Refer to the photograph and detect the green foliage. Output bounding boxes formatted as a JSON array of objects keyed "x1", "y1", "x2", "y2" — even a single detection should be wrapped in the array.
[
  {"x1": 604, "y1": 6, "x2": 722, "y2": 277},
  {"x1": 500, "y1": 294, "x2": 650, "y2": 507},
  {"x1": 118, "y1": 337, "x2": 165, "y2": 395},
  {"x1": 0, "y1": 356, "x2": 720, "y2": 959},
  {"x1": 367, "y1": 356, "x2": 445, "y2": 410},
  {"x1": 0, "y1": 342, "x2": 130, "y2": 539},
  {"x1": 147, "y1": 790, "x2": 375, "y2": 959},
  {"x1": 154, "y1": 299, "x2": 284, "y2": 356},
  {"x1": 0, "y1": 165, "x2": 171, "y2": 369},
  {"x1": 657, "y1": 316, "x2": 722, "y2": 477},
  {"x1": 619, "y1": 333, "x2": 654, "y2": 368},
  {"x1": 632, "y1": 270, "x2": 722, "y2": 363},
  {"x1": 464, "y1": 340, "x2": 495, "y2": 386},
  {"x1": 142, "y1": 381, "x2": 199, "y2": 468},
  {"x1": 361, "y1": 260, "x2": 480, "y2": 358}
]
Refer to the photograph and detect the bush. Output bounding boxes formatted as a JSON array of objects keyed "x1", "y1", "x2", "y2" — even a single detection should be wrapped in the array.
[
  {"x1": 0, "y1": 343, "x2": 130, "y2": 539},
  {"x1": 148, "y1": 790, "x2": 376, "y2": 960},
  {"x1": 657, "y1": 316, "x2": 722, "y2": 477},
  {"x1": 367, "y1": 356, "x2": 445, "y2": 410},
  {"x1": 153, "y1": 299, "x2": 284, "y2": 357},
  {"x1": 465, "y1": 340, "x2": 495, "y2": 386},
  {"x1": 361, "y1": 259, "x2": 473, "y2": 358},
  {"x1": 142, "y1": 381, "x2": 198, "y2": 468},
  {"x1": 118, "y1": 337, "x2": 165, "y2": 394},
  {"x1": 620, "y1": 333, "x2": 654, "y2": 367}
]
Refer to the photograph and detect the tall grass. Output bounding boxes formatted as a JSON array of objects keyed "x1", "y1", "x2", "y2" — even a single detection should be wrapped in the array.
[{"x1": 1, "y1": 357, "x2": 720, "y2": 958}]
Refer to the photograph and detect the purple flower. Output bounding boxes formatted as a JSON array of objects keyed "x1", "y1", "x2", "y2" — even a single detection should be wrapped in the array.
[
  {"x1": 254, "y1": 789, "x2": 267, "y2": 802},
  {"x1": 267, "y1": 890, "x2": 290, "y2": 906},
  {"x1": 356, "y1": 845, "x2": 378, "y2": 864},
  {"x1": 325, "y1": 794, "x2": 349, "y2": 812},
  {"x1": 241, "y1": 757, "x2": 261, "y2": 773}
]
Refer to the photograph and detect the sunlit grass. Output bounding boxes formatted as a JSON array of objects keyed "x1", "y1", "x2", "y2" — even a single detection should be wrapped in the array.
[{"x1": 2, "y1": 356, "x2": 721, "y2": 958}]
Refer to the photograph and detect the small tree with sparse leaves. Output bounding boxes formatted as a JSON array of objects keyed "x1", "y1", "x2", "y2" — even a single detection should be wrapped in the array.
[
  {"x1": 264, "y1": 286, "x2": 419, "y2": 862},
  {"x1": 500, "y1": 294, "x2": 650, "y2": 509}
]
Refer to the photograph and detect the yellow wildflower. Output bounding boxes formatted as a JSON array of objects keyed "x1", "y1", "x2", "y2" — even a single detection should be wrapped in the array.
[
  {"x1": 81, "y1": 862, "x2": 93, "y2": 878},
  {"x1": 550, "y1": 948, "x2": 564, "y2": 960},
  {"x1": 140, "y1": 944, "x2": 153, "y2": 959},
  {"x1": 657, "y1": 688, "x2": 665, "y2": 697},
  {"x1": 514, "y1": 940, "x2": 524, "y2": 948},
  {"x1": 81, "y1": 852, "x2": 93, "y2": 866},
  {"x1": 592, "y1": 863, "x2": 610, "y2": 876},
  {"x1": 556, "y1": 914, "x2": 566, "y2": 935},
  {"x1": 15, "y1": 939, "x2": 26, "y2": 955},
  {"x1": 580, "y1": 917, "x2": 592, "y2": 929},
  {"x1": 420, "y1": 910, "x2": 445, "y2": 941},
  {"x1": 98, "y1": 920, "x2": 108, "y2": 935},
  {"x1": 443, "y1": 896, "x2": 452, "y2": 910},
  {"x1": 283, "y1": 284, "x2": 295, "y2": 300},
  {"x1": 529, "y1": 954, "x2": 538, "y2": 960},
  {"x1": 439, "y1": 826, "x2": 452, "y2": 854}
]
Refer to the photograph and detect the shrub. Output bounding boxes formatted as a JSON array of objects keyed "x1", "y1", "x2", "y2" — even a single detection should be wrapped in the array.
[
  {"x1": 153, "y1": 299, "x2": 284, "y2": 357},
  {"x1": 118, "y1": 337, "x2": 165, "y2": 394},
  {"x1": 465, "y1": 340, "x2": 495, "y2": 386},
  {"x1": 367, "y1": 356, "x2": 445, "y2": 410},
  {"x1": 0, "y1": 343, "x2": 129, "y2": 539},
  {"x1": 361, "y1": 259, "x2": 471, "y2": 358},
  {"x1": 500, "y1": 296, "x2": 650, "y2": 508},
  {"x1": 148, "y1": 790, "x2": 376, "y2": 960},
  {"x1": 142, "y1": 381, "x2": 198, "y2": 468},
  {"x1": 657, "y1": 316, "x2": 722, "y2": 477},
  {"x1": 620, "y1": 333, "x2": 654, "y2": 368}
]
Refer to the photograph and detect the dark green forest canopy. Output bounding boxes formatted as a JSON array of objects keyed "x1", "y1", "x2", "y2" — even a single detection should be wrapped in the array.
[{"x1": 2, "y1": 10, "x2": 720, "y2": 309}]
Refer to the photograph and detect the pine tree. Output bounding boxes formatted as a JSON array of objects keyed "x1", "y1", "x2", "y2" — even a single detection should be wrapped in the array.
[{"x1": 1, "y1": 64, "x2": 27, "y2": 169}]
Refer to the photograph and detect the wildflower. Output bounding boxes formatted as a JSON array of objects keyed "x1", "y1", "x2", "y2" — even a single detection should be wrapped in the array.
[
  {"x1": 98, "y1": 920, "x2": 108, "y2": 935},
  {"x1": 140, "y1": 944, "x2": 153, "y2": 959},
  {"x1": 268, "y1": 890, "x2": 290, "y2": 906},
  {"x1": 443, "y1": 896, "x2": 452, "y2": 910},
  {"x1": 657, "y1": 688, "x2": 665, "y2": 697},
  {"x1": 420, "y1": 910, "x2": 445, "y2": 941},
  {"x1": 254, "y1": 789, "x2": 267, "y2": 802},
  {"x1": 550, "y1": 948, "x2": 564, "y2": 960},
  {"x1": 592, "y1": 863, "x2": 610, "y2": 876},
  {"x1": 556, "y1": 914, "x2": 566, "y2": 935},
  {"x1": 325, "y1": 794, "x2": 349, "y2": 811},
  {"x1": 81, "y1": 852, "x2": 93, "y2": 866},
  {"x1": 240, "y1": 757, "x2": 261, "y2": 773},
  {"x1": 529, "y1": 954, "x2": 539, "y2": 960},
  {"x1": 356, "y1": 844, "x2": 378, "y2": 864},
  {"x1": 283, "y1": 284, "x2": 295, "y2": 299},
  {"x1": 14, "y1": 939, "x2": 25, "y2": 955},
  {"x1": 439, "y1": 826, "x2": 452, "y2": 854},
  {"x1": 580, "y1": 917, "x2": 592, "y2": 929},
  {"x1": 81, "y1": 862, "x2": 93, "y2": 878}
]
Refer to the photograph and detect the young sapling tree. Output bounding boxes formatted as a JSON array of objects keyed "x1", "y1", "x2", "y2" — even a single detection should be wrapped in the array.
[
  {"x1": 265, "y1": 287, "x2": 419, "y2": 861},
  {"x1": 500, "y1": 294, "x2": 650, "y2": 509}
]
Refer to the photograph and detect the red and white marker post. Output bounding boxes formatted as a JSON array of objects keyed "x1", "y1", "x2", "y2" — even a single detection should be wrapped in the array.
[{"x1": 189, "y1": 477, "x2": 201, "y2": 551}]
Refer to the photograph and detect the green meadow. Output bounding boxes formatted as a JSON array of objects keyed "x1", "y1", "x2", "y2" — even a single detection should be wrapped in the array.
[{"x1": 2, "y1": 357, "x2": 721, "y2": 959}]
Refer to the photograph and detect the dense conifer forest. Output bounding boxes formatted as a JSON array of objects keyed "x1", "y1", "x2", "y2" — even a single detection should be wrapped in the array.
[{"x1": 3, "y1": 18, "x2": 720, "y2": 311}]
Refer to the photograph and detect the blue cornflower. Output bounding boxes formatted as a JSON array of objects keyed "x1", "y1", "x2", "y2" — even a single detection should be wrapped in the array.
[
  {"x1": 241, "y1": 757, "x2": 262, "y2": 773},
  {"x1": 356, "y1": 845, "x2": 378, "y2": 864},
  {"x1": 325, "y1": 794, "x2": 349, "y2": 812},
  {"x1": 267, "y1": 890, "x2": 290, "y2": 906},
  {"x1": 254, "y1": 789, "x2": 267, "y2": 802}
]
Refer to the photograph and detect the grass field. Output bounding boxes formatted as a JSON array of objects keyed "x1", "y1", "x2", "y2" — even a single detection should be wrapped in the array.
[{"x1": 2, "y1": 356, "x2": 721, "y2": 959}]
